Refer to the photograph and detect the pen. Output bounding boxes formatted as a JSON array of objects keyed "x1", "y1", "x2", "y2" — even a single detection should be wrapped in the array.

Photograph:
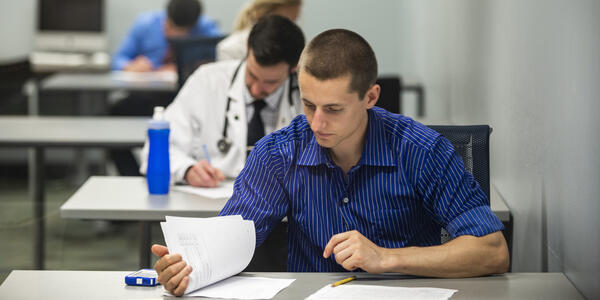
[
  {"x1": 331, "y1": 275, "x2": 356, "y2": 287},
  {"x1": 202, "y1": 144, "x2": 211, "y2": 164}
]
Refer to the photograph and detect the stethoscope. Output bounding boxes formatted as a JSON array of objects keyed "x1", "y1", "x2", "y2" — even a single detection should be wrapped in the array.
[{"x1": 216, "y1": 60, "x2": 298, "y2": 154}]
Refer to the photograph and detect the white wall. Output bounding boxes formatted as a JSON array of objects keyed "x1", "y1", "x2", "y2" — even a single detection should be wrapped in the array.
[
  {"x1": 0, "y1": 0, "x2": 36, "y2": 61},
  {"x1": 399, "y1": 0, "x2": 600, "y2": 298},
  {"x1": 299, "y1": 0, "x2": 402, "y2": 75}
]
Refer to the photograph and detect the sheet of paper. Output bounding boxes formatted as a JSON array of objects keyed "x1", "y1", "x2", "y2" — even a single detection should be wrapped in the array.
[
  {"x1": 160, "y1": 215, "x2": 255, "y2": 295},
  {"x1": 171, "y1": 180, "x2": 234, "y2": 199},
  {"x1": 111, "y1": 70, "x2": 177, "y2": 83},
  {"x1": 181, "y1": 276, "x2": 295, "y2": 299},
  {"x1": 305, "y1": 284, "x2": 458, "y2": 300}
]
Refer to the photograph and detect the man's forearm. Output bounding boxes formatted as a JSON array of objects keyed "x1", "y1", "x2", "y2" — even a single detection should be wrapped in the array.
[{"x1": 380, "y1": 231, "x2": 509, "y2": 277}]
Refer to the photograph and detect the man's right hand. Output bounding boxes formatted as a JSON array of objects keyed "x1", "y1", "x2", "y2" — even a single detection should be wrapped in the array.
[
  {"x1": 151, "y1": 244, "x2": 193, "y2": 296},
  {"x1": 123, "y1": 56, "x2": 153, "y2": 72},
  {"x1": 184, "y1": 160, "x2": 225, "y2": 187}
]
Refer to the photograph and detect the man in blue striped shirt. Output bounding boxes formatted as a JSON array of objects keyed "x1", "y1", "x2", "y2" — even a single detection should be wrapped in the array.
[{"x1": 153, "y1": 29, "x2": 509, "y2": 296}]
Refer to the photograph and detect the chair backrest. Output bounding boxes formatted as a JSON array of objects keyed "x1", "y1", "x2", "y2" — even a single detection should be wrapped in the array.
[
  {"x1": 0, "y1": 59, "x2": 31, "y2": 88},
  {"x1": 426, "y1": 125, "x2": 492, "y2": 202},
  {"x1": 170, "y1": 35, "x2": 225, "y2": 90},
  {"x1": 0, "y1": 59, "x2": 32, "y2": 114},
  {"x1": 375, "y1": 76, "x2": 402, "y2": 114}
]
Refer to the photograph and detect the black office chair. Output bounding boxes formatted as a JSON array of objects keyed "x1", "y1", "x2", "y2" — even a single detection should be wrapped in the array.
[
  {"x1": 426, "y1": 125, "x2": 492, "y2": 201},
  {"x1": 376, "y1": 76, "x2": 427, "y2": 117},
  {"x1": 244, "y1": 222, "x2": 288, "y2": 272},
  {"x1": 170, "y1": 35, "x2": 225, "y2": 90},
  {"x1": 375, "y1": 76, "x2": 402, "y2": 114},
  {"x1": 0, "y1": 58, "x2": 31, "y2": 114}
]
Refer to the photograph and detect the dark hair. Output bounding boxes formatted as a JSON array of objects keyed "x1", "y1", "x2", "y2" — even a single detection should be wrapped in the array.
[
  {"x1": 247, "y1": 15, "x2": 305, "y2": 67},
  {"x1": 167, "y1": 0, "x2": 202, "y2": 28},
  {"x1": 299, "y1": 29, "x2": 378, "y2": 99}
]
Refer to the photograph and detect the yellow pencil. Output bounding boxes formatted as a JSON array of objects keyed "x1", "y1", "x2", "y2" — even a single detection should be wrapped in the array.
[{"x1": 331, "y1": 275, "x2": 356, "y2": 287}]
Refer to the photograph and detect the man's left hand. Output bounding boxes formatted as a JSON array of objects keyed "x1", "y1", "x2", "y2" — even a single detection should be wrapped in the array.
[{"x1": 323, "y1": 230, "x2": 388, "y2": 273}]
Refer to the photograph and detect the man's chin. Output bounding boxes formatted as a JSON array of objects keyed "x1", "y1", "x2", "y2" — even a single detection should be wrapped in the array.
[
  {"x1": 315, "y1": 137, "x2": 335, "y2": 148},
  {"x1": 250, "y1": 93, "x2": 268, "y2": 99}
]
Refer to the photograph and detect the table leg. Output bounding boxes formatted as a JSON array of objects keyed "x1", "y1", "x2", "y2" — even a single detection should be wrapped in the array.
[
  {"x1": 139, "y1": 221, "x2": 152, "y2": 268},
  {"x1": 26, "y1": 79, "x2": 39, "y2": 116},
  {"x1": 503, "y1": 215, "x2": 514, "y2": 272},
  {"x1": 29, "y1": 147, "x2": 45, "y2": 269}
]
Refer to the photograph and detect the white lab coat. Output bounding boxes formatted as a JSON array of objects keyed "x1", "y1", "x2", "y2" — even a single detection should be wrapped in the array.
[{"x1": 140, "y1": 60, "x2": 302, "y2": 183}]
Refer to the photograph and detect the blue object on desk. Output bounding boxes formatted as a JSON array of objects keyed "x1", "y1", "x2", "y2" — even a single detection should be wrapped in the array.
[
  {"x1": 147, "y1": 107, "x2": 170, "y2": 194},
  {"x1": 125, "y1": 269, "x2": 159, "y2": 286}
]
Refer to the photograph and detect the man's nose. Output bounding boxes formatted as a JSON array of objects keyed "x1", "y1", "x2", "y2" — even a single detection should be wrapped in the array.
[
  {"x1": 310, "y1": 108, "x2": 326, "y2": 131},
  {"x1": 250, "y1": 82, "x2": 264, "y2": 96}
]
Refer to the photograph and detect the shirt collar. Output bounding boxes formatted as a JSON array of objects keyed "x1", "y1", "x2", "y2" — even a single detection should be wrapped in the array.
[
  {"x1": 297, "y1": 108, "x2": 396, "y2": 168},
  {"x1": 297, "y1": 135, "x2": 336, "y2": 168},
  {"x1": 359, "y1": 108, "x2": 396, "y2": 167}
]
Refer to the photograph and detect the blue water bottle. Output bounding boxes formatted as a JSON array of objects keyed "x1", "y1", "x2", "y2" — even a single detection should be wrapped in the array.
[{"x1": 146, "y1": 106, "x2": 170, "y2": 194}]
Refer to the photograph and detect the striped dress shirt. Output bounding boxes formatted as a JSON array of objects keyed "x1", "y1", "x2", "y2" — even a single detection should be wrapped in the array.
[{"x1": 219, "y1": 106, "x2": 504, "y2": 272}]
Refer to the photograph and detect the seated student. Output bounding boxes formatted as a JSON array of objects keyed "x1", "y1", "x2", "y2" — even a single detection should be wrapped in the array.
[
  {"x1": 112, "y1": 0, "x2": 221, "y2": 72},
  {"x1": 152, "y1": 29, "x2": 509, "y2": 296},
  {"x1": 139, "y1": 15, "x2": 306, "y2": 187},
  {"x1": 109, "y1": 0, "x2": 221, "y2": 176},
  {"x1": 217, "y1": 0, "x2": 302, "y2": 61}
]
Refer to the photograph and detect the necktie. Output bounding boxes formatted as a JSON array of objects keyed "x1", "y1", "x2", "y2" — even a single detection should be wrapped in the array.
[{"x1": 247, "y1": 99, "x2": 267, "y2": 147}]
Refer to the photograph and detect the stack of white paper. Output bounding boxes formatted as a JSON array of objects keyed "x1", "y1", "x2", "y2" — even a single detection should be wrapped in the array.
[
  {"x1": 186, "y1": 276, "x2": 295, "y2": 299},
  {"x1": 171, "y1": 180, "x2": 235, "y2": 199},
  {"x1": 160, "y1": 215, "x2": 295, "y2": 299},
  {"x1": 305, "y1": 284, "x2": 458, "y2": 300}
]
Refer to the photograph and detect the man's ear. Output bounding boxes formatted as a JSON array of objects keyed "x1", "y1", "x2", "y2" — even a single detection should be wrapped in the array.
[
  {"x1": 364, "y1": 84, "x2": 380, "y2": 108},
  {"x1": 290, "y1": 65, "x2": 298, "y2": 74}
]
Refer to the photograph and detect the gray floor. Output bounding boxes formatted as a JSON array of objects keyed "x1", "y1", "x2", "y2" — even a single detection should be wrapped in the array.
[{"x1": 0, "y1": 169, "x2": 164, "y2": 286}]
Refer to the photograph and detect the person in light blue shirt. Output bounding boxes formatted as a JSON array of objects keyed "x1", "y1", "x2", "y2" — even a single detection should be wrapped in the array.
[
  {"x1": 152, "y1": 29, "x2": 509, "y2": 296},
  {"x1": 112, "y1": 0, "x2": 221, "y2": 71}
]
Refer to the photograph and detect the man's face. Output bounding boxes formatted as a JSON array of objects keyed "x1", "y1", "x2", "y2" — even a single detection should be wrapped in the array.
[
  {"x1": 298, "y1": 71, "x2": 377, "y2": 150},
  {"x1": 164, "y1": 18, "x2": 190, "y2": 38},
  {"x1": 244, "y1": 50, "x2": 290, "y2": 99}
]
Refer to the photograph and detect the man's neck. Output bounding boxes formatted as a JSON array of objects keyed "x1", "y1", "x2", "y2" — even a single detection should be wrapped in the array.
[{"x1": 329, "y1": 112, "x2": 369, "y2": 174}]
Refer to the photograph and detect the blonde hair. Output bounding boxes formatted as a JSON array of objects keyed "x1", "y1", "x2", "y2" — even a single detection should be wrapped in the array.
[{"x1": 234, "y1": 0, "x2": 301, "y2": 31}]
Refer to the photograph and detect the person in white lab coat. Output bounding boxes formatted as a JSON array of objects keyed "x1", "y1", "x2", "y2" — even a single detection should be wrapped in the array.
[{"x1": 140, "y1": 15, "x2": 305, "y2": 187}]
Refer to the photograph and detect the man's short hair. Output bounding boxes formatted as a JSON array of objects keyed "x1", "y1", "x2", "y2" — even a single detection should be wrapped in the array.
[
  {"x1": 299, "y1": 29, "x2": 378, "y2": 99},
  {"x1": 248, "y1": 15, "x2": 305, "y2": 67},
  {"x1": 167, "y1": 0, "x2": 202, "y2": 28}
]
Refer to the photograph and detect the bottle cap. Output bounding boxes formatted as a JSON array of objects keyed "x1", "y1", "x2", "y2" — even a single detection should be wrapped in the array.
[
  {"x1": 152, "y1": 106, "x2": 165, "y2": 121},
  {"x1": 148, "y1": 106, "x2": 169, "y2": 129}
]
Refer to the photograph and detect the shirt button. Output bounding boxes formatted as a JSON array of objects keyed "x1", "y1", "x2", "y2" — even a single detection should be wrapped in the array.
[{"x1": 342, "y1": 197, "x2": 349, "y2": 204}]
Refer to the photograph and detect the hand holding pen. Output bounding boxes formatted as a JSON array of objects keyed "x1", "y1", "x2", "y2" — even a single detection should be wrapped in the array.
[{"x1": 184, "y1": 144, "x2": 225, "y2": 187}]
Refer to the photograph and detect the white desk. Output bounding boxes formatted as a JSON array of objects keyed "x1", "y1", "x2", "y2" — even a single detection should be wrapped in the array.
[
  {"x1": 29, "y1": 71, "x2": 177, "y2": 116},
  {"x1": 0, "y1": 117, "x2": 148, "y2": 270},
  {"x1": 41, "y1": 72, "x2": 177, "y2": 93},
  {"x1": 0, "y1": 271, "x2": 583, "y2": 300},
  {"x1": 61, "y1": 176, "x2": 227, "y2": 220}
]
